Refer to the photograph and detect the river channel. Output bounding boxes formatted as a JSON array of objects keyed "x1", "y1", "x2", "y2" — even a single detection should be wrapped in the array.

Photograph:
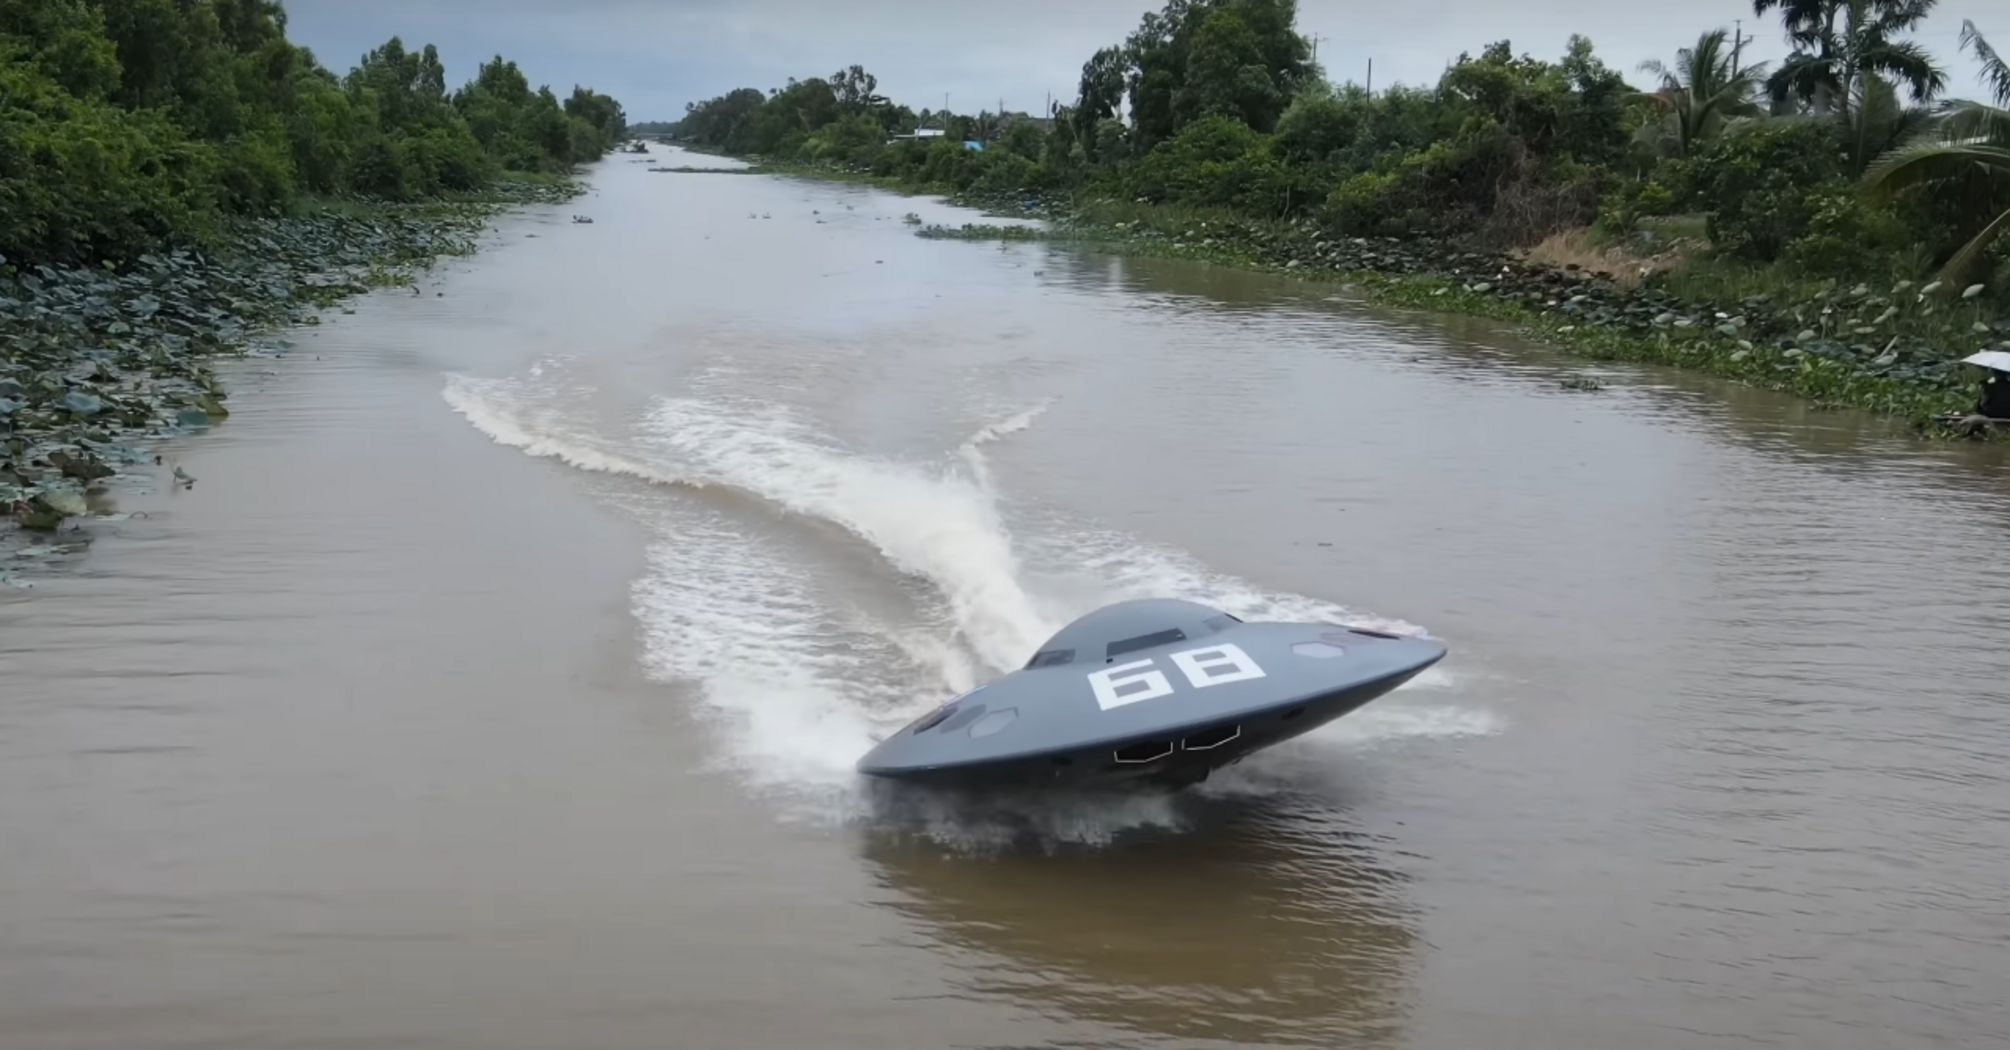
[{"x1": 3, "y1": 147, "x2": 2007, "y2": 1050}]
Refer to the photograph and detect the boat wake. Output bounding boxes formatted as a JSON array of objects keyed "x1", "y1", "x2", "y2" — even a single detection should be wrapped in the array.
[{"x1": 442, "y1": 362, "x2": 1501, "y2": 846}]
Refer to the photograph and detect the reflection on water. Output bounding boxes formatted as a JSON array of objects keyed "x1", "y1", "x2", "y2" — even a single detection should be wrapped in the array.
[
  {"x1": 1036, "y1": 245, "x2": 2010, "y2": 490},
  {"x1": 861, "y1": 800, "x2": 1416, "y2": 1048}
]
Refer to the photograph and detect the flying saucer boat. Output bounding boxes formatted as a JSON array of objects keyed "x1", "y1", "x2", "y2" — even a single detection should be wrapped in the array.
[{"x1": 857, "y1": 597, "x2": 1447, "y2": 790}]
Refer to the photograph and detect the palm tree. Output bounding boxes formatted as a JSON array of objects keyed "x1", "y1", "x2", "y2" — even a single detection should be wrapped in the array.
[
  {"x1": 1840, "y1": 71, "x2": 1937, "y2": 173},
  {"x1": 1636, "y1": 28, "x2": 1772, "y2": 156},
  {"x1": 1752, "y1": 0, "x2": 1947, "y2": 121},
  {"x1": 1863, "y1": 19, "x2": 2010, "y2": 285}
]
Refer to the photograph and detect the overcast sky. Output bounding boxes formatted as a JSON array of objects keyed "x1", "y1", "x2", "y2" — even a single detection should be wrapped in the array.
[{"x1": 282, "y1": 0, "x2": 2001, "y2": 123}]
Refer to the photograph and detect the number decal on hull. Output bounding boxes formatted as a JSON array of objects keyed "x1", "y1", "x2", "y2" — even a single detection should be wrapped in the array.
[
  {"x1": 1086, "y1": 643, "x2": 1267, "y2": 711},
  {"x1": 1172, "y1": 644, "x2": 1267, "y2": 688},
  {"x1": 1086, "y1": 660, "x2": 1173, "y2": 710}
]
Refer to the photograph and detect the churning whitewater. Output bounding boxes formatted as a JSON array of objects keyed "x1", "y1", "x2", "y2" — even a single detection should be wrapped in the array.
[{"x1": 442, "y1": 359, "x2": 1499, "y2": 830}]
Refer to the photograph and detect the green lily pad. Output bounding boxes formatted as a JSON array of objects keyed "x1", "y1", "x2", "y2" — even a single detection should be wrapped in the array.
[{"x1": 59, "y1": 391, "x2": 103, "y2": 415}]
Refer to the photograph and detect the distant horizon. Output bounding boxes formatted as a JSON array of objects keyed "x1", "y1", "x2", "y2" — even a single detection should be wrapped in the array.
[{"x1": 278, "y1": 0, "x2": 2002, "y2": 126}]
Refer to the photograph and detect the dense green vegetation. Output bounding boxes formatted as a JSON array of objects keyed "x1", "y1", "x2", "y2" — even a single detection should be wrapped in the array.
[
  {"x1": 2, "y1": 0, "x2": 628, "y2": 548},
  {"x1": 1, "y1": 0, "x2": 627, "y2": 267},
  {"x1": 665, "y1": 0, "x2": 2010, "y2": 433}
]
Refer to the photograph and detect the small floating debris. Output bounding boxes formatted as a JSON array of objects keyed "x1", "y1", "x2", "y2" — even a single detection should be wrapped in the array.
[
  {"x1": 571, "y1": 215, "x2": 594, "y2": 224},
  {"x1": 1559, "y1": 375, "x2": 1605, "y2": 392}
]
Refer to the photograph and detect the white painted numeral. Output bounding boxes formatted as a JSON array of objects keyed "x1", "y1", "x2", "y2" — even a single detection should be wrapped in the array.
[
  {"x1": 1171, "y1": 643, "x2": 1267, "y2": 688},
  {"x1": 1087, "y1": 659, "x2": 1175, "y2": 710},
  {"x1": 1085, "y1": 643, "x2": 1267, "y2": 711}
]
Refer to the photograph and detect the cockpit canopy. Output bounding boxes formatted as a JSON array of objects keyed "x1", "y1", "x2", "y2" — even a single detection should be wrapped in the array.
[{"x1": 1021, "y1": 598, "x2": 1243, "y2": 670}]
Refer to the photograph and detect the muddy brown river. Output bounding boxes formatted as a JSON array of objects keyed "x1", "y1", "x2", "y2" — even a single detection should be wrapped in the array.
[{"x1": 4, "y1": 148, "x2": 2009, "y2": 1050}]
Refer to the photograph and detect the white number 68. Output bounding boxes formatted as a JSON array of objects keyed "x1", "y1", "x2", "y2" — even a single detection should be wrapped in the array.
[{"x1": 1086, "y1": 643, "x2": 1266, "y2": 711}]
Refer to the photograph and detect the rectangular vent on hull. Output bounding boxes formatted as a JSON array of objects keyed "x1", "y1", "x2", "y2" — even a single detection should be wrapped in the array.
[
  {"x1": 1026, "y1": 648, "x2": 1075, "y2": 668},
  {"x1": 1106, "y1": 628, "x2": 1186, "y2": 660}
]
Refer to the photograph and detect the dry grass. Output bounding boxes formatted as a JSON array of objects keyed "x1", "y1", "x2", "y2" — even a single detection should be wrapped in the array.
[{"x1": 1515, "y1": 227, "x2": 1693, "y2": 290}]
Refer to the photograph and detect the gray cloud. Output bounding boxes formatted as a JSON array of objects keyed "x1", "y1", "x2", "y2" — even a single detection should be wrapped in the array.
[{"x1": 282, "y1": 0, "x2": 2002, "y2": 122}]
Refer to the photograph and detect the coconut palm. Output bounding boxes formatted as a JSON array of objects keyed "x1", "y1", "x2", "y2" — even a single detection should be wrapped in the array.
[
  {"x1": 1863, "y1": 19, "x2": 2010, "y2": 285},
  {"x1": 1840, "y1": 71, "x2": 1937, "y2": 173},
  {"x1": 1636, "y1": 28, "x2": 1772, "y2": 156},
  {"x1": 1752, "y1": 0, "x2": 1947, "y2": 120}
]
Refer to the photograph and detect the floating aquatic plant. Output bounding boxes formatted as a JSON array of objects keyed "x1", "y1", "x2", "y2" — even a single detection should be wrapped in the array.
[{"x1": 1, "y1": 180, "x2": 582, "y2": 561}]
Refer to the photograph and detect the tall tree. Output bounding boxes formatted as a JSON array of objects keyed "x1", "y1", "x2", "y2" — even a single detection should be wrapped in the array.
[
  {"x1": 1636, "y1": 27, "x2": 1771, "y2": 157},
  {"x1": 1118, "y1": 0, "x2": 1312, "y2": 153},
  {"x1": 828, "y1": 65, "x2": 885, "y2": 111},
  {"x1": 1863, "y1": 19, "x2": 2010, "y2": 284},
  {"x1": 1074, "y1": 45, "x2": 1128, "y2": 143},
  {"x1": 1176, "y1": 5, "x2": 1286, "y2": 129},
  {"x1": 1752, "y1": 0, "x2": 1946, "y2": 120}
]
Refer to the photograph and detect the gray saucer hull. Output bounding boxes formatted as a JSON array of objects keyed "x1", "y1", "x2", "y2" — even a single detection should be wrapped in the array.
[{"x1": 856, "y1": 598, "x2": 1447, "y2": 791}]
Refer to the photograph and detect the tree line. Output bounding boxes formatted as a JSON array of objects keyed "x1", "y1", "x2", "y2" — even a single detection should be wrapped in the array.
[
  {"x1": 668, "y1": 0, "x2": 2009, "y2": 291},
  {"x1": 1, "y1": 0, "x2": 629, "y2": 268}
]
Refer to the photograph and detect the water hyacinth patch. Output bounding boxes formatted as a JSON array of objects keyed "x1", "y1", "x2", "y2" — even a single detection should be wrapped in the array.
[
  {"x1": 888, "y1": 201, "x2": 2005, "y2": 437},
  {"x1": 1, "y1": 180, "x2": 583, "y2": 562}
]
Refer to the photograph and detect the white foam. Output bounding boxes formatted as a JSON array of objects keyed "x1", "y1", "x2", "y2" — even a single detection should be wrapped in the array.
[
  {"x1": 956, "y1": 397, "x2": 1054, "y2": 495},
  {"x1": 442, "y1": 369, "x2": 1500, "y2": 842},
  {"x1": 442, "y1": 371, "x2": 701, "y2": 491},
  {"x1": 640, "y1": 395, "x2": 1059, "y2": 677},
  {"x1": 962, "y1": 399, "x2": 1054, "y2": 451},
  {"x1": 630, "y1": 525, "x2": 885, "y2": 793}
]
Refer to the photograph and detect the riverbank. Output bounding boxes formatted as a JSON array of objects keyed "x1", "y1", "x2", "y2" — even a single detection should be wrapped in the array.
[
  {"x1": 5, "y1": 137, "x2": 2009, "y2": 1050},
  {"x1": 979, "y1": 201, "x2": 2004, "y2": 437},
  {"x1": 659, "y1": 147, "x2": 2008, "y2": 440},
  {"x1": 0, "y1": 174, "x2": 584, "y2": 579}
]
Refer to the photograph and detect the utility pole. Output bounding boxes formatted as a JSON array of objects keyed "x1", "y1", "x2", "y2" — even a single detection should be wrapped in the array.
[
  {"x1": 1309, "y1": 33, "x2": 1325, "y2": 65},
  {"x1": 1367, "y1": 57, "x2": 1373, "y2": 95},
  {"x1": 1732, "y1": 19, "x2": 1744, "y2": 76}
]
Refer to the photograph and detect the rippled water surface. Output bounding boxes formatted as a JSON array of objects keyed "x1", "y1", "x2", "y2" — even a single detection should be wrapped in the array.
[{"x1": 4, "y1": 149, "x2": 2009, "y2": 1050}]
